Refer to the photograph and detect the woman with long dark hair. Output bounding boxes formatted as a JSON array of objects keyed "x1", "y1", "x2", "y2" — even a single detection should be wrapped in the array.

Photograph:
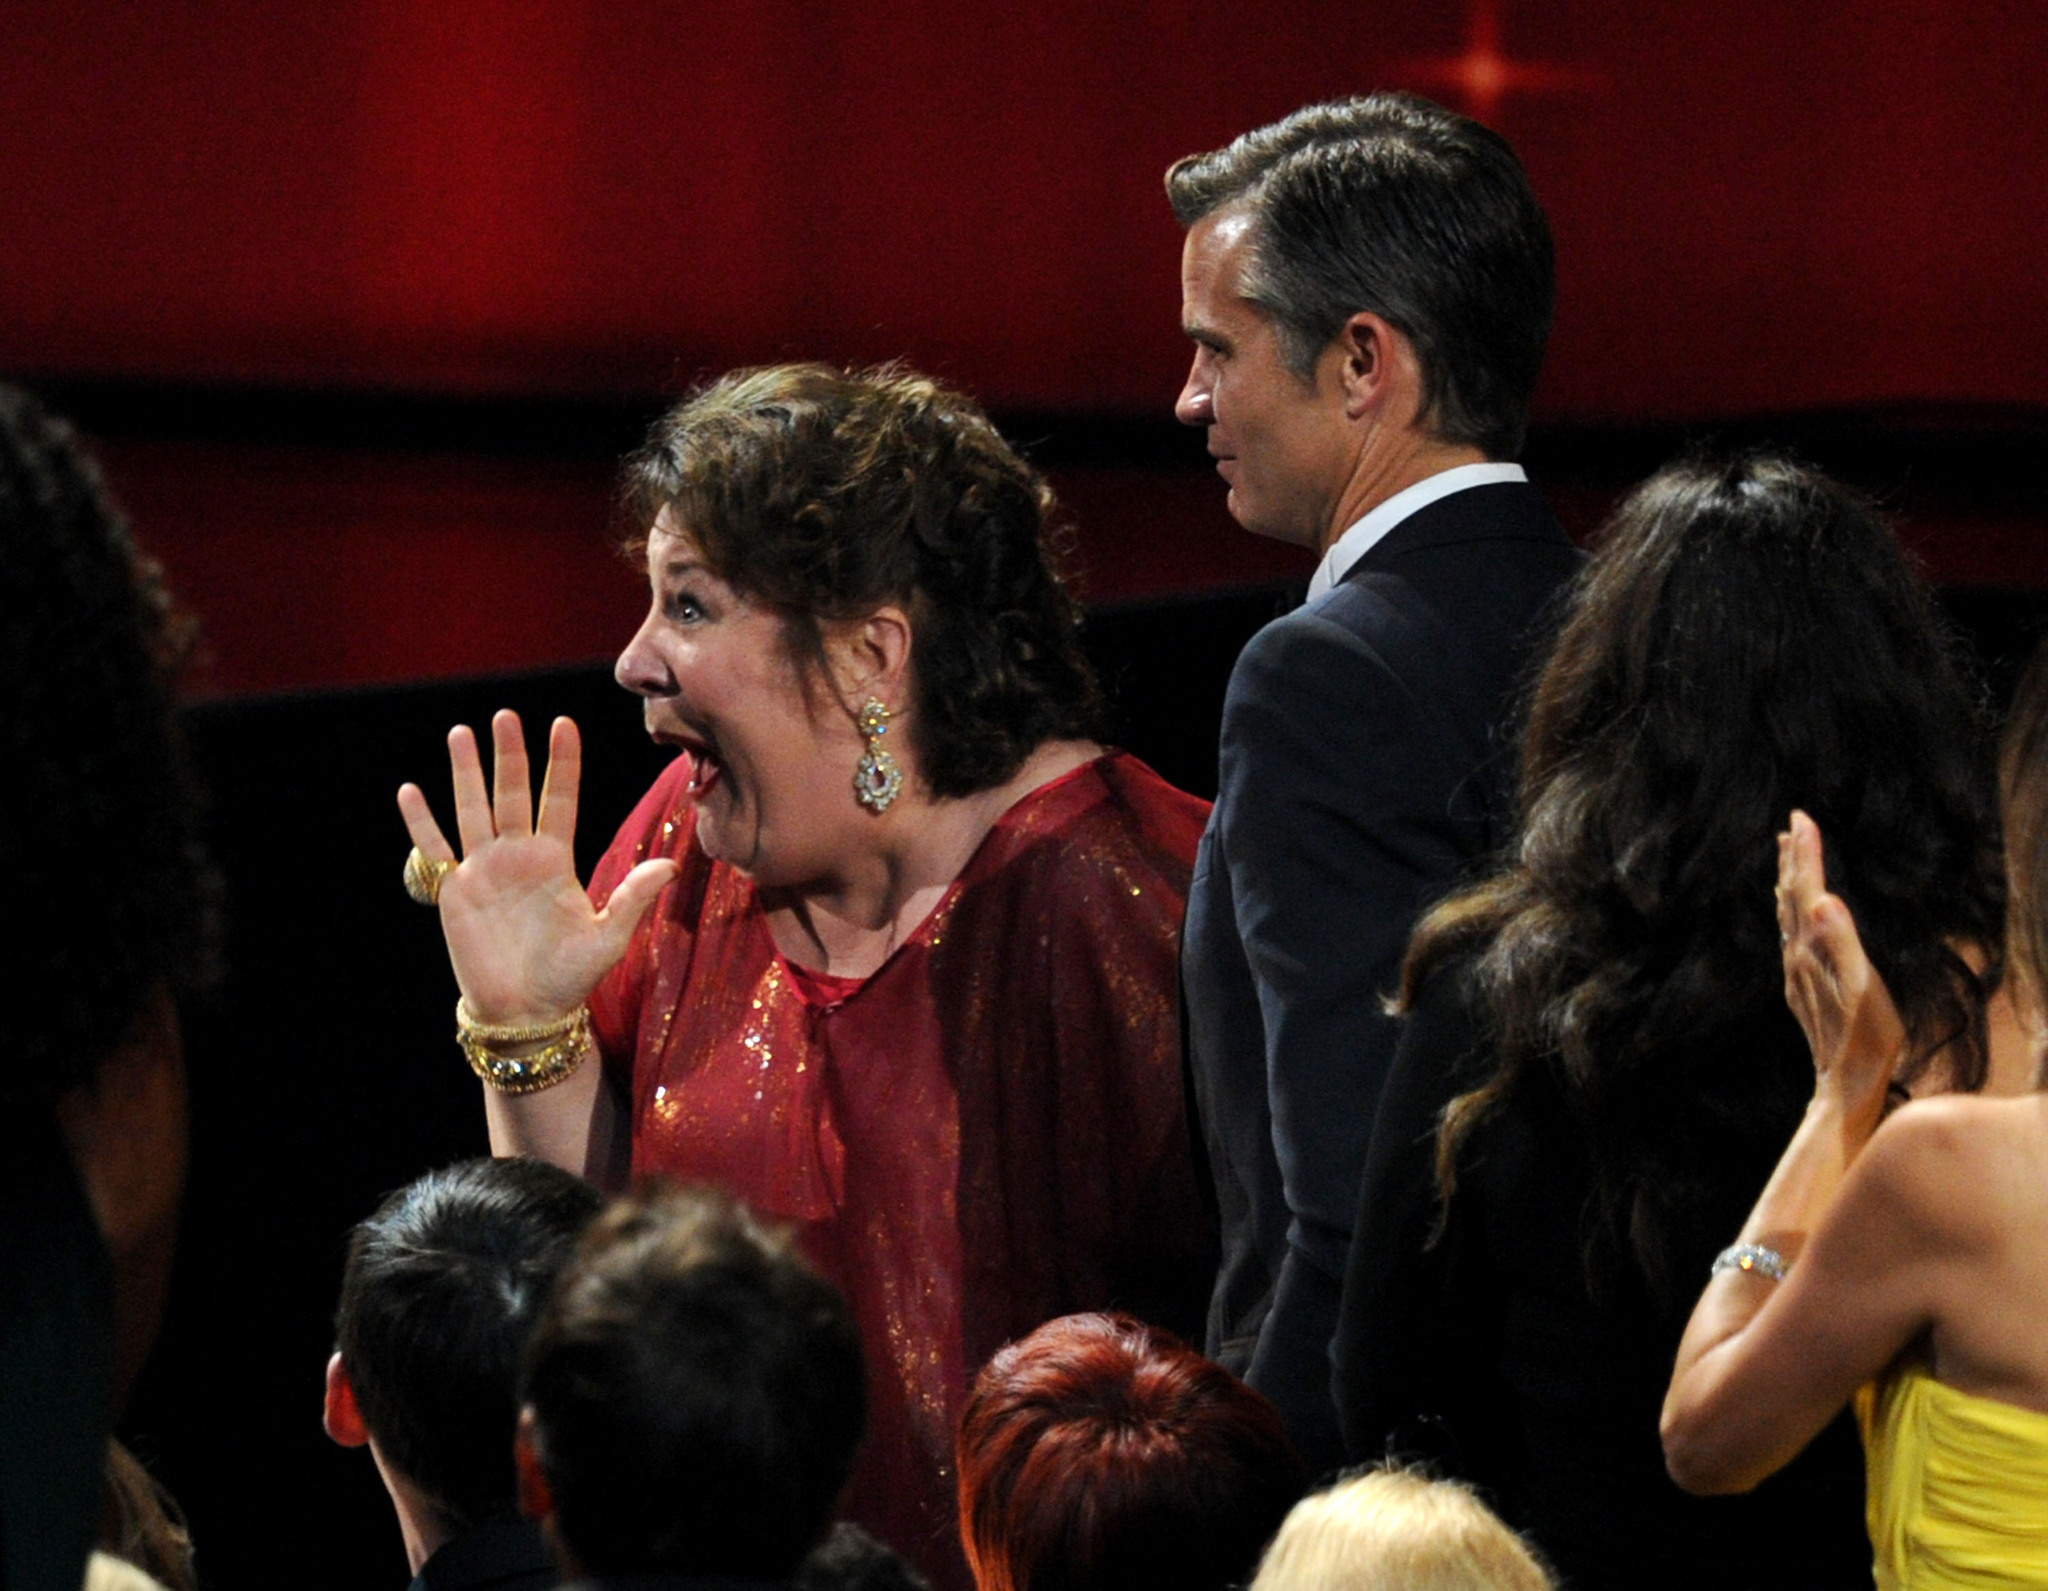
[
  {"x1": 1331, "y1": 453, "x2": 2005, "y2": 1589},
  {"x1": 1662, "y1": 645, "x2": 2048, "y2": 1584}
]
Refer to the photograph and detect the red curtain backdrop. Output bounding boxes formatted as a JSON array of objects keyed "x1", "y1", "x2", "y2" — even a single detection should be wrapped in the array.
[
  {"x1": 5, "y1": 0, "x2": 2045, "y2": 417},
  {"x1": 89, "y1": 440, "x2": 1316, "y2": 695},
  {"x1": 3, "y1": 1, "x2": 2042, "y2": 693}
]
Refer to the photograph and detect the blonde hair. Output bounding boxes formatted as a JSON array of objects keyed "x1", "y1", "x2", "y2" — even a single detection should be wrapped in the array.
[{"x1": 1248, "y1": 1468, "x2": 1554, "y2": 1591}]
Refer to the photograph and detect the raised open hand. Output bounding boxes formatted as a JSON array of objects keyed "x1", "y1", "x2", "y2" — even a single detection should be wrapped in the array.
[
  {"x1": 1776, "y1": 809, "x2": 1905, "y2": 1121},
  {"x1": 397, "y1": 710, "x2": 677, "y2": 1025}
]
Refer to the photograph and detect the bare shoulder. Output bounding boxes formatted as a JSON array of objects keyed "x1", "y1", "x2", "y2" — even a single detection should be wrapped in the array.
[
  {"x1": 1882, "y1": 1095, "x2": 2048, "y2": 1398},
  {"x1": 1874, "y1": 1091, "x2": 2047, "y2": 1156},
  {"x1": 1856, "y1": 1092, "x2": 2048, "y2": 1240}
]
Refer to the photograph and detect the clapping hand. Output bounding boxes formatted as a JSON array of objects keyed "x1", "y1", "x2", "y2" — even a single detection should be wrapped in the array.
[
  {"x1": 1776, "y1": 809, "x2": 1905, "y2": 1127},
  {"x1": 397, "y1": 710, "x2": 678, "y2": 1026}
]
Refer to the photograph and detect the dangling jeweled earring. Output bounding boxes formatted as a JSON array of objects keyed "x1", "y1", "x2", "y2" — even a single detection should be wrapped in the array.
[{"x1": 853, "y1": 697, "x2": 903, "y2": 814}]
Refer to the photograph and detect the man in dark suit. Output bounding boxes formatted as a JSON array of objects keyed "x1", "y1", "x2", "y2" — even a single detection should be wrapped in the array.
[{"x1": 1170, "y1": 94, "x2": 1581, "y2": 1468}]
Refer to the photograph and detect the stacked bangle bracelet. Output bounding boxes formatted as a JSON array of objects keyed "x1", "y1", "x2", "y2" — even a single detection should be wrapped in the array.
[
  {"x1": 1710, "y1": 1242, "x2": 1788, "y2": 1282},
  {"x1": 455, "y1": 999, "x2": 591, "y2": 1095}
]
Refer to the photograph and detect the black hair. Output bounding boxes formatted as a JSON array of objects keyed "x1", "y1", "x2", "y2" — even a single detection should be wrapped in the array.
[
  {"x1": 1407, "y1": 451, "x2": 2005, "y2": 1301},
  {"x1": 0, "y1": 385, "x2": 219, "y2": 1101},
  {"x1": 333, "y1": 1157, "x2": 604, "y2": 1531},
  {"x1": 794, "y1": 1523, "x2": 931, "y2": 1591},
  {"x1": 521, "y1": 1182, "x2": 866, "y2": 1580}
]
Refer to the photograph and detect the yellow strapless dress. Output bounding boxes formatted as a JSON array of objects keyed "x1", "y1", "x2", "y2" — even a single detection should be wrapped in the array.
[{"x1": 1859, "y1": 1366, "x2": 2048, "y2": 1588}]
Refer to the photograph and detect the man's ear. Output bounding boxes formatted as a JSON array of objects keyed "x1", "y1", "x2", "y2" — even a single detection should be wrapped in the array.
[
  {"x1": 514, "y1": 1407, "x2": 555, "y2": 1524},
  {"x1": 324, "y1": 1351, "x2": 369, "y2": 1448},
  {"x1": 1333, "y1": 310, "x2": 1415, "y2": 421},
  {"x1": 829, "y1": 606, "x2": 914, "y2": 714}
]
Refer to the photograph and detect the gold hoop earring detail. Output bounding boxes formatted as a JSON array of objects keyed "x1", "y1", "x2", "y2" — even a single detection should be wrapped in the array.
[{"x1": 854, "y1": 698, "x2": 904, "y2": 814}]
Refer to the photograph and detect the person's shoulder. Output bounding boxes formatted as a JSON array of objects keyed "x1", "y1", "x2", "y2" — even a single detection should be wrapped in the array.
[
  {"x1": 1852, "y1": 1092, "x2": 2048, "y2": 1247},
  {"x1": 416, "y1": 1516, "x2": 556, "y2": 1591},
  {"x1": 1366, "y1": 482, "x2": 1582, "y2": 603},
  {"x1": 1870, "y1": 1091, "x2": 2025, "y2": 1164},
  {"x1": 976, "y1": 752, "x2": 1203, "y2": 906},
  {"x1": 1225, "y1": 597, "x2": 1403, "y2": 713},
  {"x1": 1835, "y1": 1089, "x2": 2048, "y2": 1269},
  {"x1": 1089, "y1": 749, "x2": 1210, "y2": 832},
  {"x1": 1380, "y1": 477, "x2": 1573, "y2": 550},
  {"x1": 1020, "y1": 751, "x2": 1205, "y2": 862},
  {"x1": 1236, "y1": 596, "x2": 1362, "y2": 656}
]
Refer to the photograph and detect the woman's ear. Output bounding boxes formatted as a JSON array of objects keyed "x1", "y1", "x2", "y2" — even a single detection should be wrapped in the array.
[{"x1": 829, "y1": 606, "x2": 914, "y2": 712}]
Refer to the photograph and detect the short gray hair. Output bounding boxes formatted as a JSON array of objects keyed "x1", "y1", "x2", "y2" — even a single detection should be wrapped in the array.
[{"x1": 1166, "y1": 94, "x2": 1553, "y2": 459}]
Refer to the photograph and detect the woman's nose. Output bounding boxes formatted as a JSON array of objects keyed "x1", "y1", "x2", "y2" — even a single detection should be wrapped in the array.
[{"x1": 614, "y1": 620, "x2": 675, "y2": 697}]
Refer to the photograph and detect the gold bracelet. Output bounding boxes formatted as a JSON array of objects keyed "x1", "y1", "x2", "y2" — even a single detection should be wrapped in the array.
[
  {"x1": 454, "y1": 1000, "x2": 592, "y2": 1095},
  {"x1": 455, "y1": 999, "x2": 587, "y2": 1044}
]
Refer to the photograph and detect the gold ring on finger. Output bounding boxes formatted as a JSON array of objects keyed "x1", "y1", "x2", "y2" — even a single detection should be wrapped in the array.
[{"x1": 403, "y1": 847, "x2": 457, "y2": 907}]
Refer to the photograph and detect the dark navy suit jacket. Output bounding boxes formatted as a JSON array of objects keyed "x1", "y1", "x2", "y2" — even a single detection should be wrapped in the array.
[{"x1": 1182, "y1": 479, "x2": 1579, "y2": 1468}]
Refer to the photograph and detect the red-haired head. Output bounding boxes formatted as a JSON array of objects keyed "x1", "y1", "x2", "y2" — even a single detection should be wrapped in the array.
[{"x1": 956, "y1": 1313, "x2": 1306, "y2": 1591}]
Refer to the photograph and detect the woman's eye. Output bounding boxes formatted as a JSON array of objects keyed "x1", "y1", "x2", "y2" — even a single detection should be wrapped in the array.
[{"x1": 666, "y1": 592, "x2": 706, "y2": 623}]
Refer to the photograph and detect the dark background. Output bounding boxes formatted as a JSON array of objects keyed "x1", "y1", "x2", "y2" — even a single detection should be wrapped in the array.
[{"x1": 2, "y1": 2, "x2": 2043, "y2": 1586}]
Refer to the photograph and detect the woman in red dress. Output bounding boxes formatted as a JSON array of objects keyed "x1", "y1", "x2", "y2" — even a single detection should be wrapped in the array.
[{"x1": 398, "y1": 364, "x2": 1214, "y2": 1587}]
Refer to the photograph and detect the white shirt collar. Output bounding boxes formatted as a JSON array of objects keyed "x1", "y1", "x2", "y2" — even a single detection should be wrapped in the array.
[{"x1": 1305, "y1": 462, "x2": 1528, "y2": 601}]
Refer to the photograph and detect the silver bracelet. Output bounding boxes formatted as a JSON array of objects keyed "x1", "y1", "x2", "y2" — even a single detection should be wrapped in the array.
[{"x1": 1710, "y1": 1243, "x2": 1788, "y2": 1282}]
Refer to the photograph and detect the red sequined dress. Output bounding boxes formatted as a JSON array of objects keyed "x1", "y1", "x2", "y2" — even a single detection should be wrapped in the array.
[{"x1": 587, "y1": 751, "x2": 1215, "y2": 1588}]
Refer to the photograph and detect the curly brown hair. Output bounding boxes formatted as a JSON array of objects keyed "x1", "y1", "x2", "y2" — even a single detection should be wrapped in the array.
[
  {"x1": 620, "y1": 363, "x2": 1104, "y2": 799},
  {"x1": 1, "y1": 386, "x2": 220, "y2": 1102}
]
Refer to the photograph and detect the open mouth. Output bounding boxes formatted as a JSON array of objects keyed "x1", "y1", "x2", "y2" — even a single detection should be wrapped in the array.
[{"x1": 655, "y1": 725, "x2": 724, "y2": 796}]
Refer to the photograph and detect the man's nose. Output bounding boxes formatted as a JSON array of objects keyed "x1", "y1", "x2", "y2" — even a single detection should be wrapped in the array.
[{"x1": 1175, "y1": 365, "x2": 1213, "y2": 427}]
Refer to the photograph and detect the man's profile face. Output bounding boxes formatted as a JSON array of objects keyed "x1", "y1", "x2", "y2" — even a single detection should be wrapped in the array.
[{"x1": 1175, "y1": 208, "x2": 1350, "y2": 550}]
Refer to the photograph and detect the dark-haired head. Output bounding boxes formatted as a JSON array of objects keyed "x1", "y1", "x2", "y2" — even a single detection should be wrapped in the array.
[
  {"x1": 330, "y1": 1157, "x2": 604, "y2": 1534},
  {"x1": 1, "y1": 387, "x2": 220, "y2": 1591},
  {"x1": 1165, "y1": 93, "x2": 1553, "y2": 459},
  {"x1": 956, "y1": 1312, "x2": 1306, "y2": 1591},
  {"x1": 519, "y1": 1182, "x2": 865, "y2": 1581},
  {"x1": 795, "y1": 1522, "x2": 932, "y2": 1591},
  {"x1": 1409, "y1": 451, "x2": 2004, "y2": 1298},
  {"x1": 0, "y1": 384, "x2": 218, "y2": 1102},
  {"x1": 619, "y1": 363, "x2": 1104, "y2": 799}
]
